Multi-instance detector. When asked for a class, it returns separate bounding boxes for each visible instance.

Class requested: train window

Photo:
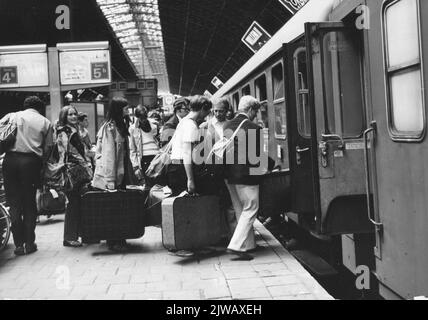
[255,75,267,102]
[383,0,425,139]
[242,85,251,96]
[321,30,365,138]
[294,48,311,138]
[232,92,239,110]
[272,64,284,101]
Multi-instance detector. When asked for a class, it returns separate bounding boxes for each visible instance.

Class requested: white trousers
[225,181,259,252]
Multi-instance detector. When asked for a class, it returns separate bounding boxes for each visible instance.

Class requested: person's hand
[187,179,196,195]
[134,168,143,180]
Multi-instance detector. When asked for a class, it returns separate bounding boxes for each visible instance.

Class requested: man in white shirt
[168,95,212,195]
[1,96,53,256]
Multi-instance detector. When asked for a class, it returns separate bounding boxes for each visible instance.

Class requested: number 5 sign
[91,62,108,80]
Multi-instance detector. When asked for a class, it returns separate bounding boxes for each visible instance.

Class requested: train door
[304,22,373,235]
[285,38,317,224]
[366,0,428,299]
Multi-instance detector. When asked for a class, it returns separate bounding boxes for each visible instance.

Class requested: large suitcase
[80,188,148,241]
[162,194,223,250]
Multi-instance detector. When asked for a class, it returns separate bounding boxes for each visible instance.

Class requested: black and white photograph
[0,0,426,305]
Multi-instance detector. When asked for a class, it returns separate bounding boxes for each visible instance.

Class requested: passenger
[225,108,235,121]
[160,97,190,147]
[224,95,264,261]
[129,105,160,188]
[167,95,212,196]
[1,96,53,256]
[55,106,93,248]
[92,97,137,252]
[77,112,95,169]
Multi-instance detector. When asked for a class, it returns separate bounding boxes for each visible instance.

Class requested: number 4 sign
[0,66,18,84]
[91,62,108,80]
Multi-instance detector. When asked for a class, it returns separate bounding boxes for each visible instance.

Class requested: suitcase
[259,170,291,220]
[80,188,148,241]
[162,194,223,250]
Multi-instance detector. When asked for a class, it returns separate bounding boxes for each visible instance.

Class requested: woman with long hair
[129,105,160,187]
[92,97,137,252]
[55,105,93,247]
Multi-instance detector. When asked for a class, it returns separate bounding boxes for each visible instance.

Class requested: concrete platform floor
[0,215,333,300]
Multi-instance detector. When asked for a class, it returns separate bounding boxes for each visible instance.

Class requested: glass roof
[96,0,169,93]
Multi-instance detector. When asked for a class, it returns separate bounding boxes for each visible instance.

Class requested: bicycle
[0,202,11,251]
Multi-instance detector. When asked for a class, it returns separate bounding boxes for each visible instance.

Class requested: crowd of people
[0,93,270,260]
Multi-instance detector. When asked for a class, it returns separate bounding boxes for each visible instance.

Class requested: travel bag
[162,194,223,250]
[80,188,148,241]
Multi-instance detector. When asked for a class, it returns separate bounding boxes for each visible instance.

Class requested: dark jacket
[223,113,265,185]
[160,114,179,146]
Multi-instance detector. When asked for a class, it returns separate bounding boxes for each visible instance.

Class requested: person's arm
[42,123,54,163]
[183,141,195,194]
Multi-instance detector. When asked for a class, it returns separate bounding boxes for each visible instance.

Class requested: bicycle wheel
[0,203,11,251]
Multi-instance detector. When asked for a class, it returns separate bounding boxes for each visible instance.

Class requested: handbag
[36,187,67,215]
[145,137,173,180]
[208,119,248,162]
[0,113,17,155]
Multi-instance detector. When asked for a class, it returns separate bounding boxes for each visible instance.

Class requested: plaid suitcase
[80,189,148,241]
[162,194,223,250]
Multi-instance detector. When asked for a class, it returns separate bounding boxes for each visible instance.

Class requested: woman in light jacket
[129,105,160,188]
[92,97,137,252]
[55,106,93,247]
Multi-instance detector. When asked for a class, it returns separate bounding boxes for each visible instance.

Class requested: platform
[0,216,333,300]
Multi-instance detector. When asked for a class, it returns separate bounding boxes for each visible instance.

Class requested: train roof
[212,0,336,99]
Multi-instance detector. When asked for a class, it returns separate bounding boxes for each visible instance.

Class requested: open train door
[304,22,373,235]
[365,0,428,299]
[284,38,318,230]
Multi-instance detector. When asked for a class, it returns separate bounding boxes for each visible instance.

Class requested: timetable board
[59,49,111,86]
[0,52,49,88]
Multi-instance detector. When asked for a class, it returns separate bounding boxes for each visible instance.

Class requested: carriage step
[291,249,338,277]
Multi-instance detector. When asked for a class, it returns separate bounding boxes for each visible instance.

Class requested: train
[212,0,428,300]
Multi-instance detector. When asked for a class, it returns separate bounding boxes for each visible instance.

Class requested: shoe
[63,240,83,248]
[25,243,38,255]
[227,248,253,261]
[174,250,195,257]
[108,244,128,253]
[14,246,25,256]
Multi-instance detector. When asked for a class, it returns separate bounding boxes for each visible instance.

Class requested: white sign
[0,52,48,88]
[241,21,271,53]
[211,76,224,89]
[59,49,111,85]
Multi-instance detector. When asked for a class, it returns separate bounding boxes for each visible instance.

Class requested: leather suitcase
[259,170,291,219]
[162,194,223,250]
[80,188,148,241]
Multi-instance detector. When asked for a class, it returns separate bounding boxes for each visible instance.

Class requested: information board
[59,49,111,85]
[241,21,271,54]
[0,52,48,88]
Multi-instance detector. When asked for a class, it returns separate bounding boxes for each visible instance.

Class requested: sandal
[63,240,82,247]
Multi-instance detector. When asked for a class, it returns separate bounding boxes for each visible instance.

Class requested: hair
[106,96,129,137]
[189,95,212,112]
[214,98,230,111]
[238,95,260,112]
[58,105,78,127]
[77,112,88,122]
[23,96,45,112]
[135,105,152,133]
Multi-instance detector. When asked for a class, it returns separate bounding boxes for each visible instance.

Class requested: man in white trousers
[223,95,266,260]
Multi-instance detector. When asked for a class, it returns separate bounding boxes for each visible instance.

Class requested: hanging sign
[211,76,224,89]
[278,0,309,14]
[58,42,111,86]
[0,44,48,88]
[241,21,271,53]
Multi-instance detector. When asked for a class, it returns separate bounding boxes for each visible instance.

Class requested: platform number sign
[0,66,18,84]
[91,62,108,80]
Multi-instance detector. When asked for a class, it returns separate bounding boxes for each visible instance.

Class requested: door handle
[363,121,383,231]
[296,146,309,153]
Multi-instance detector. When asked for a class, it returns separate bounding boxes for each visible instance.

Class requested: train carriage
[213,0,428,299]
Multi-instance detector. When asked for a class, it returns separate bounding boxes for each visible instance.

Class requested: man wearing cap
[160,97,190,147]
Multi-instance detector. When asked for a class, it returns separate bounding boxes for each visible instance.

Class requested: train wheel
[0,204,11,251]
